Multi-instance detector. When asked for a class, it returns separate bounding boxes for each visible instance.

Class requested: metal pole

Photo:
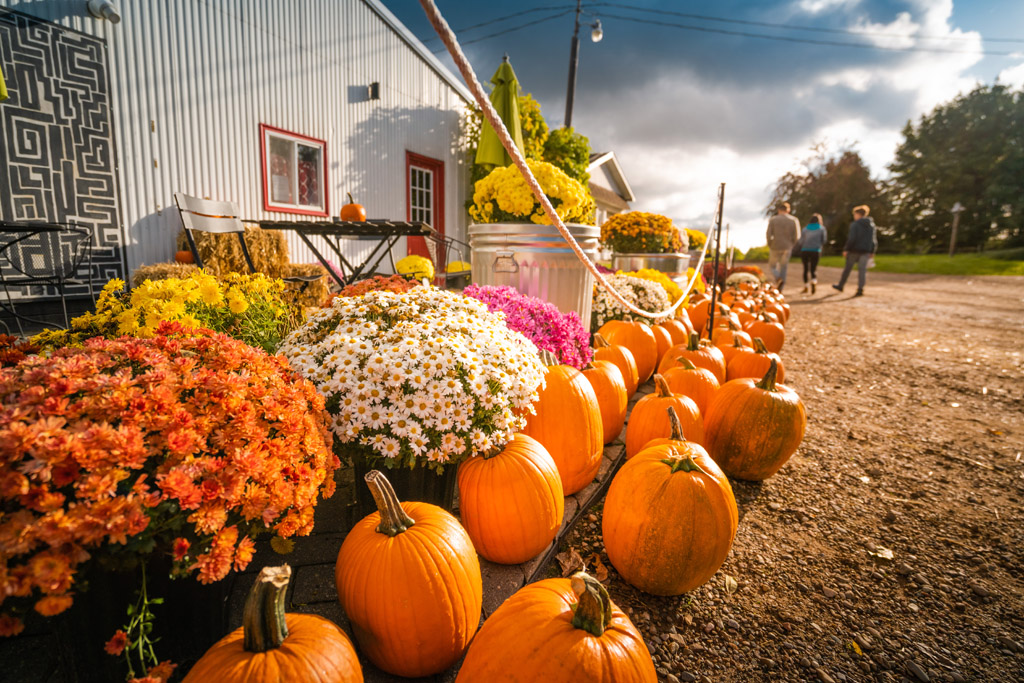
[564,0,582,128]
[948,203,963,257]
[705,183,726,338]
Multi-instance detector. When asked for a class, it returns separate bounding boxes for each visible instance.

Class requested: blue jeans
[838,252,871,291]
[768,249,791,284]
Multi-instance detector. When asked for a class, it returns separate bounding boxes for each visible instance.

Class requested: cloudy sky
[383,0,1024,249]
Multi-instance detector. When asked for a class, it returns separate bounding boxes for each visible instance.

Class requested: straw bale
[131,262,200,288]
[177,227,289,278]
[281,263,331,308]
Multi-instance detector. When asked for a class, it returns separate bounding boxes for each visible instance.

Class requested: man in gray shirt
[766,202,800,291]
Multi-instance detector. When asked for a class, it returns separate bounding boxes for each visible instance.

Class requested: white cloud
[795,0,861,15]
[998,62,1024,89]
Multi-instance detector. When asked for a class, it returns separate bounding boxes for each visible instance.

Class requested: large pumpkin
[744,314,785,353]
[593,333,639,398]
[603,412,737,595]
[625,374,703,458]
[583,360,629,444]
[523,364,603,494]
[458,434,563,565]
[661,357,720,417]
[704,360,806,481]
[335,471,482,677]
[727,337,786,383]
[657,331,726,384]
[455,572,657,682]
[598,319,658,383]
[185,565,362,682]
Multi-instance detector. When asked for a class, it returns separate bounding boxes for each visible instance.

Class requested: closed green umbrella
[475,56,525,168]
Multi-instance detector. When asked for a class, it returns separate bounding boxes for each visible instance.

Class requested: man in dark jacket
[832,205,877,296]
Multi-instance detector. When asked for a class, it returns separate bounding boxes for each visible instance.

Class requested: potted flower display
[278,286,545,517]
[0,324,337,679]
[591,273,673,332]
[466,159,600,331]
[602,211,690,278]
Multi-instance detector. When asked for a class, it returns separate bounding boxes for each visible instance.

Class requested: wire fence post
[705,183,726,338]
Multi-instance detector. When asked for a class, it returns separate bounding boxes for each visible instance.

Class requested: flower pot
[611,252,692,279]
[352,455,459,520]
[468,222,600,332]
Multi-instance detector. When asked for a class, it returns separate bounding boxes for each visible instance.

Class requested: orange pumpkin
[727,337,785,383]
[651,323,672,366]
[598,319,658,384]
[603,411,737,595]
[625,374,704,458]
[522,364,603,494]
[719,335,754,366]
[455,572,656,682]
[335,471,481,677]
[711,322,752,349]
[658,332,726,384]
[458,434,564,565]
[340,192,367,221]
[704,360,806,481]
[174,249,195,264]
[744,314,785,353]
[661,357,720,416]
[583,360,629,444]
[593,333,640,398]
[659,318,691,346]
[186,565,362,682]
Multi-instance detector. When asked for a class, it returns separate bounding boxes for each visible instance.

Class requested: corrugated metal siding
[0,0,470,275]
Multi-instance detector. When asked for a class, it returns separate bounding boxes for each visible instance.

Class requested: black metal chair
[0,221,95,335]
[173,193,324,287]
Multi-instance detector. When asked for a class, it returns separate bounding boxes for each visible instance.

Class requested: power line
[588,2,1024,45]
[431,10,574,53]
[593,11,1016,57]
[422,5,572,43]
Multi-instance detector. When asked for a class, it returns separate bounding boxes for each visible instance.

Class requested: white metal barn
[0,0,472,304]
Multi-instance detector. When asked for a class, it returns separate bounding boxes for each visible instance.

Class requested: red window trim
[405,151,445,267]
[259,123,329,217]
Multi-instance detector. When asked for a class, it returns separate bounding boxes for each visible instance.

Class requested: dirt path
[564,266,1024,682]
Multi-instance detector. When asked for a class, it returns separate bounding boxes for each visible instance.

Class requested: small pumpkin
[603,409,737,595]
[598,318,658,384]
[719,335,754,366]
[661,357,720,417]
[657,331,726,384]
[651,323,673,366]
[335,471,482,677]
[704,359,806,481]
[455,572,657,682]
[744,313,785,353]
[625,374,704,458]
[340,192,367,221]
[593,333,639,398]
[686,300,729,338]
[458,434,564,565]
[727,337,786,383]
[174,249,195,264]
[711,321,752,349]
[185,565,363,682]
[658,318,691,346]
[522,363,603,495]
[583,360,629,444]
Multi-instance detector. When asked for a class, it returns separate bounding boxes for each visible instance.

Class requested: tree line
[765,84,1024,254]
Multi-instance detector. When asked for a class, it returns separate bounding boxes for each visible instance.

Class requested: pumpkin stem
[366,470,415,537]
[674,357,698,371]
[592,333,611,350]
[732,336,745,349]
[623,314,634,323]
[538,348,560,367]
[666,407,685,441]
[346,191,355,204]
[753,337,769,354]
[687,331,700,351]
[242,565,291,653]
[653,374,672,397]
[756,358,779,392]
[570,572,613,636]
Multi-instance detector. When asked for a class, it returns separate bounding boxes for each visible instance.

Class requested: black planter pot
[53,556,233,682]
[352,456,458,521]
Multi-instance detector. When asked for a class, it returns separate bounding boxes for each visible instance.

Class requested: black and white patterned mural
[0,8,124,298]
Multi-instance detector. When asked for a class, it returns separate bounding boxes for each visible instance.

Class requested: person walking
[832,205,877,297]
[766,202,800,291]
[798,213,827,294]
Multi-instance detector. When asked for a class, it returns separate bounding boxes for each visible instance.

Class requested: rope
[418,0,716,320]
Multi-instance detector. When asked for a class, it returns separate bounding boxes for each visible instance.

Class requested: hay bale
[177,227,289,278]
[131,262,200,288]
[281,263,331,308]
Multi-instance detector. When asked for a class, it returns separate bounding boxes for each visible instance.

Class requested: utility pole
[564,0,582,129]
[949,202,964,257]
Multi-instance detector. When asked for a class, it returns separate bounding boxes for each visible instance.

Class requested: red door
[405,152,445,272]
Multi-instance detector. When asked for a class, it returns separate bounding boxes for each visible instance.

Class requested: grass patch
[815,251,1024,276]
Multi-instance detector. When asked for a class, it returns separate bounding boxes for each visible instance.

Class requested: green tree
[888,85,1024,251]
[766,144,889,253]
[542,127,591,185]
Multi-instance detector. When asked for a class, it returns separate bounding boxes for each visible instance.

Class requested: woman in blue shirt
[799,213,827,294]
